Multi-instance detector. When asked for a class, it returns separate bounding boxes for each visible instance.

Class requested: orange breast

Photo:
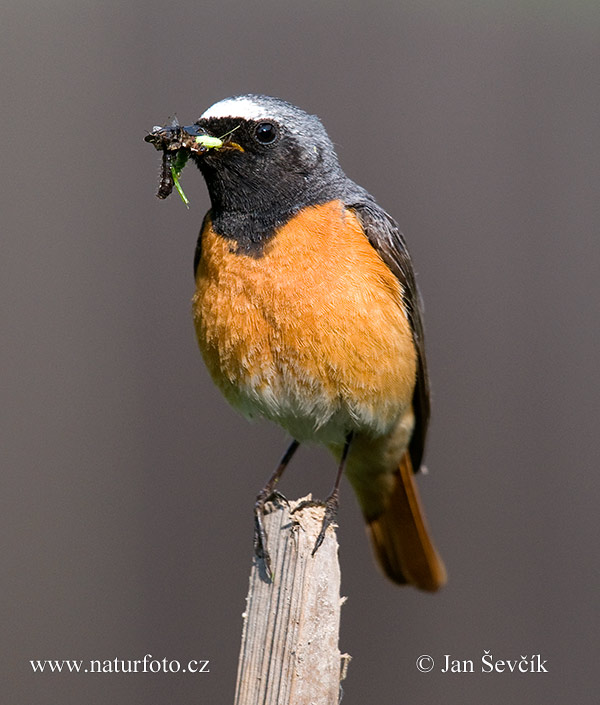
[192,200,417,443]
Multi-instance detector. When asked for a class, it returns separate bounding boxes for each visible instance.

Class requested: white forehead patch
[201,97,272,121]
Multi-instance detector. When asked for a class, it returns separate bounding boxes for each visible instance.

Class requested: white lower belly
[218,366,405,446]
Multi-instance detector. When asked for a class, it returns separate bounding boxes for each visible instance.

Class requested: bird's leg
[293,432,353,555]
[254,439,300,578]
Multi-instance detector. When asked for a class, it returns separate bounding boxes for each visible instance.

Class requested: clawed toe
[291,492,339,556]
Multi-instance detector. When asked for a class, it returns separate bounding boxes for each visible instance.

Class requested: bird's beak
[145,120,245,206]
[145,120,245,157]
[145,123,224,155]
[181,124,244,153]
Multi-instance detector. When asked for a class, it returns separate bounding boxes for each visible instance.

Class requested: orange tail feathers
[367,453,447,591]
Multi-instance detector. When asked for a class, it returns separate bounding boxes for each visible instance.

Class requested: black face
[193,116,325,185]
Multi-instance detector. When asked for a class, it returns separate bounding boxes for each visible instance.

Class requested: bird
[147,94,447,591]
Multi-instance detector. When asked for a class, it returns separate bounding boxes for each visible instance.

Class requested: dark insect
[145,118,182,200]
[145,118,236,204]
[157,149,174,199]
[145,118,200,202]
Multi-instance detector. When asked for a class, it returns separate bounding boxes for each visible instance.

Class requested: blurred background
[2,1,599,703]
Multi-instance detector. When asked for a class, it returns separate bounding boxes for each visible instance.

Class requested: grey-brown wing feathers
[349,201,430,472]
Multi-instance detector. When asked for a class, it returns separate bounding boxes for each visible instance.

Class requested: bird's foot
[292,490,339,556]
[253,490,289,580]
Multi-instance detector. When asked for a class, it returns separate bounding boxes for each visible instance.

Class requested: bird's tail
[367,452,447,591]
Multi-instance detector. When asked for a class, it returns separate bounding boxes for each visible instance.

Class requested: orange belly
[192,200,417,444]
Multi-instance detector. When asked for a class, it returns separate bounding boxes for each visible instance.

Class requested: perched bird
[150,94,446,591]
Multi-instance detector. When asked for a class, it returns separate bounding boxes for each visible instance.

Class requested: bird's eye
[255,122,278,145]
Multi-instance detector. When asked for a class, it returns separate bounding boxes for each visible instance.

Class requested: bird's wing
[194,211,211,277]
[348,200,430,472]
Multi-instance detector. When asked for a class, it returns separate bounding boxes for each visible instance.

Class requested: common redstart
[146,95,446,591]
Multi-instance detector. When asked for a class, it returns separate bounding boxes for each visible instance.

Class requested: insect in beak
[145,122,243,205]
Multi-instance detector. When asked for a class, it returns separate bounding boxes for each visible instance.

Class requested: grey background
[2,1,599,703]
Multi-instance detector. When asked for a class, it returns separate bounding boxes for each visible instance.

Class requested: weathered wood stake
[234,496,350,705]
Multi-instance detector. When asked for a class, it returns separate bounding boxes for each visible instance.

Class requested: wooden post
[234,496,350,705]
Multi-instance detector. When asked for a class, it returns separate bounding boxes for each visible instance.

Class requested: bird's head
[146,95,346,215]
